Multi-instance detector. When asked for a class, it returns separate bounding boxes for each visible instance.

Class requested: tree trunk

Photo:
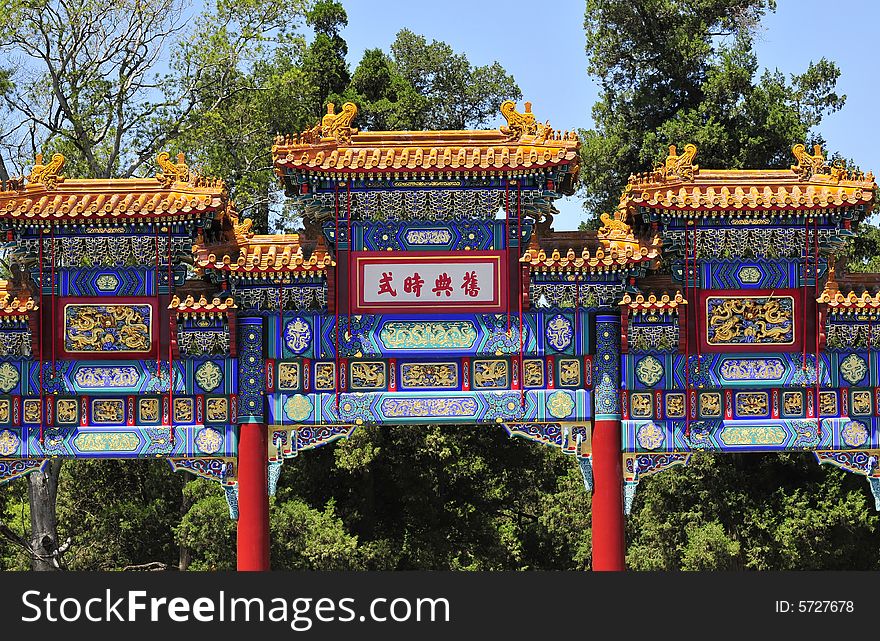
[27,459,63,571]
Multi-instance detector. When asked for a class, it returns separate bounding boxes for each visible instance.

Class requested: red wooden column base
[592,416,625,571]
[237,422,270,571]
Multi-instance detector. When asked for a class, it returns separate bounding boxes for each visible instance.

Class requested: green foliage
[0,478,30,570]
[56,461,185,570]
[175,479,237,571]
[168,0,312,231]
[627,454,880,570]
[270,497,360,570]
[842,216,880,273]
[345,29,522,131]
[302,0,350,114]
[280,425,583,570]
[579,0,845,221]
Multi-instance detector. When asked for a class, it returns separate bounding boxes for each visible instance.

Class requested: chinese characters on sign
[351,252,506,313]
[378,270,480,299]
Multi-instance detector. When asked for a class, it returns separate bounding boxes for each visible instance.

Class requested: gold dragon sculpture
[321,102,359,144]
[790,143,827,180]
[660,144,698,181]
[27,153,66,189]
[156,152,190,186]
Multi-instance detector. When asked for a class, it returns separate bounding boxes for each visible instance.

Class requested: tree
[301,0,350,114]
[579,0,845,221]
[0,67,13,181]
[0,0,306,180]
[627,454,880,570]
[0,0,311,570]
[169,0,313,230]
[347,48,426,131]
[274,424,586,570]
[345,29,522,131]
[0,0,189,177]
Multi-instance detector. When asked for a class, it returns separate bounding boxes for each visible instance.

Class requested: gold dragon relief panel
[56,399,78,424]
[706,295,794,346]
[206,397,229,422]
[523,360,544,388]
[174,398,194,423]
[472,360,509,389]
[630,393,654,419]
[699,392,722,418]
[557,359,581,387]
[781,391,804,417]
[665,393,685,418]
[819,391,838,416]
[735,392,770,417]
[400,362,458,389]
[314,363,336,391]
[139,398,161,423]
[64,303,153,353]
[850,390,874,416]
[277,363,300,391]
[350,362,387,390]
[22,399,41,423]
[91,399,125,424]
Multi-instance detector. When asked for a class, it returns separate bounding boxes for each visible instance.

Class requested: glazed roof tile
[272,101,580,187]
[620,291,687,311]
[169,295,237,313]
[193,234,335,274]
[816,271,880,311]
[625,144,876,213]
[0,153,228,222]
[0,294,38,315]
[818,287,880,310]
[520,240,660,273]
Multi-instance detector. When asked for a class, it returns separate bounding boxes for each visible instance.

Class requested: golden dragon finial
[27,153,66,189]
[234,218,254,243]
[500,100,539,139]
[598,193,637,244]
[321,102,358,144]
[660,144,698,181]
[156,152,190,186]
[791,143,827,180]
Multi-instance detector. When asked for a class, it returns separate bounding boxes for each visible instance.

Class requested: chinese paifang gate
[0,100,877,571]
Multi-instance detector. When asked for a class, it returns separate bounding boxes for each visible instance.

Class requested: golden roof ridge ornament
[791,143,827,180]
[321,102,358,144]
[234,217,254,243]
[598,189,646,251]
[156,151,190,186]
[27,153,65,189]
[659,144,698,181]
[500,100,540,140]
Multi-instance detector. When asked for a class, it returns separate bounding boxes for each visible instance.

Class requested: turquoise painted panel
[622,417,873,453]
[267,389,592,425]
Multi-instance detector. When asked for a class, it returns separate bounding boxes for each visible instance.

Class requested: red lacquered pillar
[237,421,270,571]
[236,316,270,571]
[592,314,625,571]
[592,417,624,570]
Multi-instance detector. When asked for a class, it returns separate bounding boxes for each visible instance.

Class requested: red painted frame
[56,297,160,360]
[350,251,508,314]
[699,288,803,353]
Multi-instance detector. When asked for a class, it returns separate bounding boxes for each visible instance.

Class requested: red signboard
[350,251,508,314]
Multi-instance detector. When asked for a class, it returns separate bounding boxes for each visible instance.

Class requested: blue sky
[339,0,878,230]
